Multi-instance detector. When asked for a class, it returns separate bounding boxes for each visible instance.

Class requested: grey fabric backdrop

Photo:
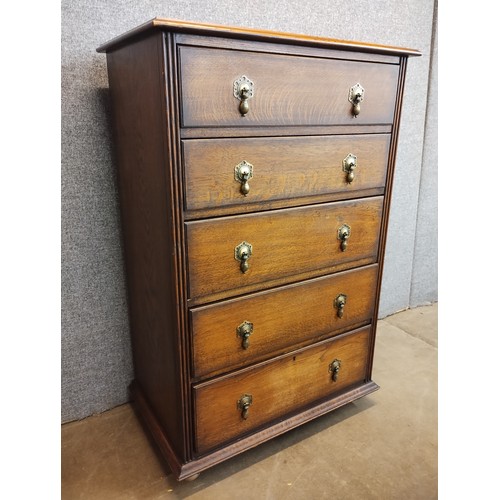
[61,0,438,423]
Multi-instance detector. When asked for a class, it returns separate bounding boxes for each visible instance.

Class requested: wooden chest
[97,18,419,480]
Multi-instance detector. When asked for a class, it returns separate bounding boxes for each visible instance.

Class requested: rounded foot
[185,473,200,481]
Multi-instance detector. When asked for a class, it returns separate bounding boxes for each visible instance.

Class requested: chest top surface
[97,17,421,56]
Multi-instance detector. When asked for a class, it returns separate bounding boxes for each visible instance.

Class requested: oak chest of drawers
[98,19,419,480]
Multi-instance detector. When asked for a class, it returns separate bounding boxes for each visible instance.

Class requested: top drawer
[179,45,399,128]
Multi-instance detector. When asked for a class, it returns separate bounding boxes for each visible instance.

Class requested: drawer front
[179,46,399,127]
[194,326,371,454]
[183,134,390,211]
[191,264,378,379]
[186,196,383,301]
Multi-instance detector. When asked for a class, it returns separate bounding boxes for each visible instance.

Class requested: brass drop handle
[343,153,357,183]
[237,321,253,350]
[329,359,342,382]
[348,83,365,117]
[235,241,253,273]
[239,85,251,115]
[234,75,254,116]
[235,160,254,196]
[334,294,347,318]
[237,394,253,420]
[337,224,351,252]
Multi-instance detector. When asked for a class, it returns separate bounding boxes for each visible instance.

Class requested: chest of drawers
[97,18,419,480]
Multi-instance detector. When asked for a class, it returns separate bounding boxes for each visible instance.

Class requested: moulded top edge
[96,17,422,57]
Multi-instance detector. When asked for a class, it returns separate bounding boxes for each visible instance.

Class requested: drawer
[186,196,383,302]
[179,45,399,127]
[191,264,378,379]
[183,134,390,212]
[194,326,371,454]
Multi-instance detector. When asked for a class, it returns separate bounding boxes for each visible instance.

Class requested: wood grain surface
[183,134,390,211]
[193,326,371,453]
[106,33,186,458]
[98,18,421,56]
[191,264,378,379]
[98,19,415,479]
[186,196,383,301]
[179,45,399,127]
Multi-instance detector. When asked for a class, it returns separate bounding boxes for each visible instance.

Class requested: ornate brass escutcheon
[235,241,253,273]
[233,75,254,116]
[348,83,364,117]
[235,160,254,196]
[334,293,347,318]
[237,321,254,350]
[343,153,357,183]
[329,359,342,382]
[237,394,253,419]
[337,224,351,252]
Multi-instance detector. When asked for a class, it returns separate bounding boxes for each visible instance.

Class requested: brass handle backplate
[235,241,253,273]
[234,75,254,116]
[337,224,351,252]
[329,359,342,382]
[237,321,253,350]
[235,160,254,196]
[334,293,347,318]
[343,153,357,183]
[237,394,253,420]
[348,83,364,117]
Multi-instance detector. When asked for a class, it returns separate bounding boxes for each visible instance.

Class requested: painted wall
[62,0,438,422]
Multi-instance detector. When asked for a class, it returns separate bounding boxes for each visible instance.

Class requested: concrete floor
[62,303,437,499]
